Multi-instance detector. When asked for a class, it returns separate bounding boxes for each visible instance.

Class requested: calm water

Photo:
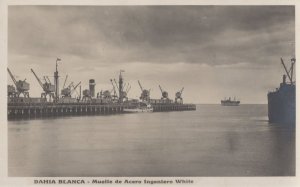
[8,104,295,177]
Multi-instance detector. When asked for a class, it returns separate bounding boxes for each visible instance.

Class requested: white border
[0,0,299,186]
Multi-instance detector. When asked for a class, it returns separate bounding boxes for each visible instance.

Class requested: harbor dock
[8,103,196,119]
[7,60,196,120]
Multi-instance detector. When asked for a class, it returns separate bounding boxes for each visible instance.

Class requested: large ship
[221,97,240,106]
[268,58,295,125]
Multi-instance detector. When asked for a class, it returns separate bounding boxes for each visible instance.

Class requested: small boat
[123,102,154,113]
[221,97,240,106]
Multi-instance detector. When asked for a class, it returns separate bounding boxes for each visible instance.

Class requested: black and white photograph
[1,0,298,186]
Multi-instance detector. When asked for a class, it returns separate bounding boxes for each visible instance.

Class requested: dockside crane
[82,89,91,102]
[31,68,55,101]
[106,90,113,99]
[70,82,81,96]
[159,85,169,100]
[61,80,81,98]
[72,82,82,101]
[44,76,52,85]
[175,87,184,104]
[61,81,74,97]
[7,68,30,98]
[62,75,68,89]
[138,80,150,102]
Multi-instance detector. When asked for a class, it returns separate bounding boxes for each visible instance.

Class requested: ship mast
[118,70,125,103]
[54,58,61,101]
[290,58,295,84]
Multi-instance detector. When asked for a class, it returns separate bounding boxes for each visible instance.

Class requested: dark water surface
[8,104,295,176]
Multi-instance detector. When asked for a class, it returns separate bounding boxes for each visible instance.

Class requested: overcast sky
[8,6,295,103]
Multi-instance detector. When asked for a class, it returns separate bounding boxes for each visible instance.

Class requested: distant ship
[221,97,240,106]
[123,102,154,113]
[268,58,295,125]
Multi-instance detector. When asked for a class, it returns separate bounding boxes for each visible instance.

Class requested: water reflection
[8,105,295,176]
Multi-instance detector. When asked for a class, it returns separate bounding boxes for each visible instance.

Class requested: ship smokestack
[89,79,95,98]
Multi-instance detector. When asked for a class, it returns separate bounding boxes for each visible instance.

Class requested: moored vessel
[123,102,154,113]
[268,57,295,125]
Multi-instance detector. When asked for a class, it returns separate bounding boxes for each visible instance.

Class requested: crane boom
[110,79,118,97]
[46,76,51,84]
[43,76,48,83]
[7,68,17,85]
[138,80,143,91]
[159,85,163,94]
[66,82,74,89]
[180,87,184,94]
[63,75,68,89]
[67,82,74,89]
[71,81,81,95]
[31,68,44,89]
[281,58,292,83]
[113,79,119,90]
[73,82,81,90]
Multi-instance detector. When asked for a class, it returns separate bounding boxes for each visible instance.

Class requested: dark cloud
[7,6,295,103]
[8,6,294,65]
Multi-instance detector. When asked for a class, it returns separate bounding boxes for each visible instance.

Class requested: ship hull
[268,85,295,125]
[221,101,240,106]
[123,108,153,113]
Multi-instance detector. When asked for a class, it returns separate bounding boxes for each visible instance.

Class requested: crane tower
[31,68,55,101]
[175,87,184,104]
[138,80,150,102]
[7,68,30,98]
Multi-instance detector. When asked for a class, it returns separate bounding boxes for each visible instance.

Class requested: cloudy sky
[8,6,295,103]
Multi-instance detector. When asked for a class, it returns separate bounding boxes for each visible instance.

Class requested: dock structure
[8,102,196,119]
[8,103,124,119]
[7,61,197,120]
